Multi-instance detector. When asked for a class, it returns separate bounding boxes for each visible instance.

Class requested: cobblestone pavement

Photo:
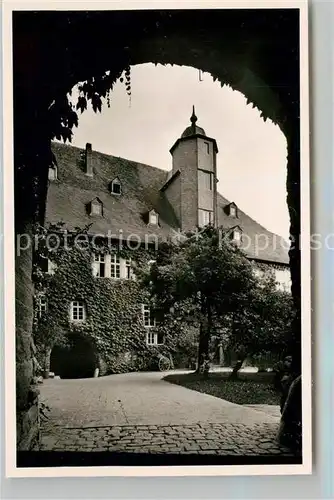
[41,422,293,456]
[39,371,295,457]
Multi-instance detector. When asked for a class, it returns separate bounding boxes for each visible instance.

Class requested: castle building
[36,108,291,378]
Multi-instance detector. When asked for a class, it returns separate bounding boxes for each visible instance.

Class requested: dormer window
[48,165,57,181]
[89,198,103,216]
[232,227,242,244]
[229,203,237,217]
[110,177,122,195]
[149,210,158,225]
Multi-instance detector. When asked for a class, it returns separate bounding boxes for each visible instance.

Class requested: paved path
[40,371,294,456]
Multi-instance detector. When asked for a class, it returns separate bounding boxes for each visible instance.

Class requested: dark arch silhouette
[50,334,97,379]
[13,8,302,449]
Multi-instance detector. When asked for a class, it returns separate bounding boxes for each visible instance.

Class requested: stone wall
[15,227,40,450]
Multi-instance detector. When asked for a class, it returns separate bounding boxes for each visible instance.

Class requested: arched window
[110,177,122,195]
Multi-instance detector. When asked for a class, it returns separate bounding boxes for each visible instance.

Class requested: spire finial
[190,105,198,126]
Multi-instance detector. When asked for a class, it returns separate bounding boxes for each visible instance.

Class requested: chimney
[85,143,93,176]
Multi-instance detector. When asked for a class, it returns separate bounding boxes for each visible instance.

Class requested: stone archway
[50,335,98,379]
[12,9,301,449]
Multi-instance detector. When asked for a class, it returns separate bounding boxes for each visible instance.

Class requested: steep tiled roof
[217,194,289,264]
[47,142,289,265]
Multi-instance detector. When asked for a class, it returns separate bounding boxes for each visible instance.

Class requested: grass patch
[164,371,280,405]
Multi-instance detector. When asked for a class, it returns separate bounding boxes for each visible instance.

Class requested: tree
[226,273,295,378]
[142,226,259,372]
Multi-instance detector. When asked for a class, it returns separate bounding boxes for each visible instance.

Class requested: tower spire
[190,105,198,129]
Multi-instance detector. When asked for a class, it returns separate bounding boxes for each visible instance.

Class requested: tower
[164,106,218,232]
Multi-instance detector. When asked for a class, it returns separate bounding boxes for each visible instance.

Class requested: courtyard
[38,371,296,460]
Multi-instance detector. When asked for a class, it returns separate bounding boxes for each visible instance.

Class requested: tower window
[198,209,214,227]
[204,142,210,154]
[70,301,86,322]
[198,170,213,190]
[110,177,122,195]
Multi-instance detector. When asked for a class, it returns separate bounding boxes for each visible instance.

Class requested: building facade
[34,109,291,377]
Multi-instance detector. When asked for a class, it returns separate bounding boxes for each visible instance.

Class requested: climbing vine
[33,223,198,376]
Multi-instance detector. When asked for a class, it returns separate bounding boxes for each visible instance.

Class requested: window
[93,253,106,277]
[48,166,57,180]
[149,210,158,225]
[40,256,57,275]
[110,177,122,195]
[198,209,214,227]
[111,254,121,279]
[142,304,156,328]
[204,141,210,154]
[198,170,213,190]
[125,258,133,280]
[232,229,242,243]
[230,205,236,217]
[37,294,47,318]
[71,301,86,322]
[146,331,164,345]
[91,200,103,216]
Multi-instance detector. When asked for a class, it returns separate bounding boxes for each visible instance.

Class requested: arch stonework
[12,10,301,449]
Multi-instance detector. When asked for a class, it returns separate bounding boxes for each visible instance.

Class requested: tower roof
[181,105,206,138]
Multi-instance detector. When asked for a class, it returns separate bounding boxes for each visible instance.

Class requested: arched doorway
[50,334,97,379]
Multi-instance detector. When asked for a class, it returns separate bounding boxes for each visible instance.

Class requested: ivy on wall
[33,223,198,376]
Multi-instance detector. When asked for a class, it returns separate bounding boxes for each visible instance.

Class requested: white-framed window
[93,253,106,277]
[70,301,86,322]
[37,294,47,318]
[110,177,122,195]
[149,210,158,225]
[198,209,214,227]
[111,254,121,279]
[48,166,57,181]
[204,141,210,154]
[91,253,135,279]
[142,304,156,328]
[91,199,103,216]
[146,331,164,346]
[198,170,213,191]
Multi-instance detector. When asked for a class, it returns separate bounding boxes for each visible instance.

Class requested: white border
[3,0,311,478]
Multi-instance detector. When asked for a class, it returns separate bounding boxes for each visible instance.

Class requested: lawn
[164,371,280,405]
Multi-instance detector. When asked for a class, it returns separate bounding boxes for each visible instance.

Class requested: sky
[69,63,289,240]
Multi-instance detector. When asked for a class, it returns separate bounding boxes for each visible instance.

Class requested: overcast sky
[70,63,289,240]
